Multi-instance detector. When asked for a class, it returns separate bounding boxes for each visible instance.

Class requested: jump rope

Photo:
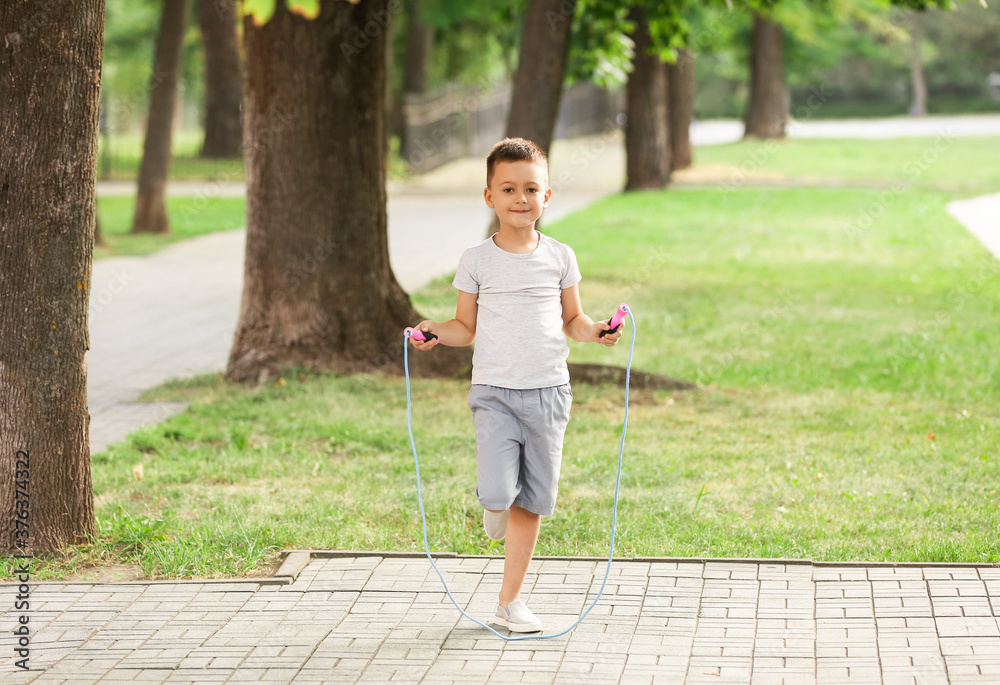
[402,304,635,641]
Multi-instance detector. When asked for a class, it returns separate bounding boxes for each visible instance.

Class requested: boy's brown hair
[486,137,548,187]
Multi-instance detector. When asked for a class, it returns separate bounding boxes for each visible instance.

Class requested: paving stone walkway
[3,553,1000,684]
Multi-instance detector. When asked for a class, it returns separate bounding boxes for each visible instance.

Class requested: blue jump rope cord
[403,306,635,642]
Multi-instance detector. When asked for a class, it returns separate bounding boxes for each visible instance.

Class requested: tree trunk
[505,0,575,156]
[667,47,694,171]
[399,0,433,162]
[908,13,927,116]
[0,0,102,553]
[227,0,467,386]
[132,0,190,234]
[743,11,788,140]
[625,8,669,191]
[486,0,575,235]
[196,0,243,158]
[403,0,432,95]
[386,4,403,144]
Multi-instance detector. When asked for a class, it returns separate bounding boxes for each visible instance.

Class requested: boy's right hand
[409,320,439,351]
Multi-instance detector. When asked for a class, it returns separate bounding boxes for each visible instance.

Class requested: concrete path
[3,553,1000,683]
[946,193,1000,261]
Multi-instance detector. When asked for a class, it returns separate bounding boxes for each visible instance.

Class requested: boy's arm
[561,285,622,346]
[410,290,478,350]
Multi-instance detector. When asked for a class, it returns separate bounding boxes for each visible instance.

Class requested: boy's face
[484,160,551,230]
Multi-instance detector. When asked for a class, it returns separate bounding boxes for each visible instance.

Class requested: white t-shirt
[452,232,582,389]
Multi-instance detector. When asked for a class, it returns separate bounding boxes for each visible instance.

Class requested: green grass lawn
[691,136,1000,194]
[12,137,999,581]
[95,195,246,260]
[97,130,409,182]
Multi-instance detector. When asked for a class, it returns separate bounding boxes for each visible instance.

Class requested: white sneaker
[493,600,543,633]
[483,508,509,541]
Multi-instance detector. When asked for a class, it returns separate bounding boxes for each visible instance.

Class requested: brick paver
[3,554,999,683]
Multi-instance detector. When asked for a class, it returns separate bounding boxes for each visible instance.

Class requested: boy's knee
[511,505,541,519]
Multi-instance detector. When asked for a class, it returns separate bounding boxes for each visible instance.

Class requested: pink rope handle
[599,303,630,338]
[404,327,438,344]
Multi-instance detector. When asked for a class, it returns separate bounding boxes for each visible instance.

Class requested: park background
[3,0,1000,582]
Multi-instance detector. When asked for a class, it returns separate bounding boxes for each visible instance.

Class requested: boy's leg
[495,385,571,618]
[498,505,541,606]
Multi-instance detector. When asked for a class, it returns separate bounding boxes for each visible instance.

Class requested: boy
[409,137,622,633]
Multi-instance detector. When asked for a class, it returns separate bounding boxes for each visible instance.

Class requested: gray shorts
[468,383,573,516]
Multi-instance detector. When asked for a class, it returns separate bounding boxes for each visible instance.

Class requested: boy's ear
[484,186,495,208]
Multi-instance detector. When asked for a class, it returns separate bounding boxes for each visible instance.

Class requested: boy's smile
[485,160,551,232]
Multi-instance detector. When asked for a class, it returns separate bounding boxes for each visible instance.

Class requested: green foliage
[102,0,160,113]
[690,0,999,117]
[420,0,523,86]
[103,0,205,133]
[568,0,633,85]
[243,0,277,24]
[643,0,693,59]
[243,0,323,25]
[568,0,692,87]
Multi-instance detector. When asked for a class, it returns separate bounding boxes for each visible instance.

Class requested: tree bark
[132,0,190,234]
[667,47,694,171]
[505,0,576,156]
[227,0,467,386]
[403,0,432,95]
[196,0,243,157]
[625,8,670,191]
[0,0,102,553]
[743,11,788,140]
[399,0,433,162]
[908,13,927,116]
[386,4,403,144]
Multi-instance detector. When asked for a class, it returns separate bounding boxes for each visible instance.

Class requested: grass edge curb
[2,550,997,588]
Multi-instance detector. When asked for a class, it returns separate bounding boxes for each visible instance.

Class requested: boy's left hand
[595,321,623,347]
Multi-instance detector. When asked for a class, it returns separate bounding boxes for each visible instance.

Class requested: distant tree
[667,47,694,170]
[1,0,103,553]
[505,0,577,157]
[740,0,959,138]
[625,6,670,190]
[743,9,788,139]
[403,0,433,94]
[399,0,434,163]
[196,0,243,157]
[905,11,927,115]
[132,0,191,234]
[483,0,577,235]
[570,0,694,189]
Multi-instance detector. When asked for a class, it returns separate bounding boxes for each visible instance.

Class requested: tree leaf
[289,0,322,19]
[244,0,276,26]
